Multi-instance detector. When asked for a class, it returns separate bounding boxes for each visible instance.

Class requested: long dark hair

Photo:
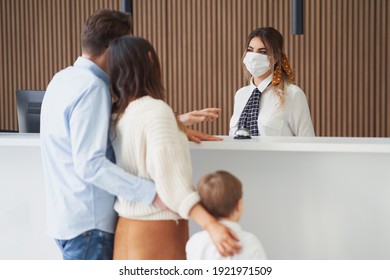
[108,36,165,124]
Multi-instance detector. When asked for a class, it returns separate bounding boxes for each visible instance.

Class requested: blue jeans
[55,229,114,260]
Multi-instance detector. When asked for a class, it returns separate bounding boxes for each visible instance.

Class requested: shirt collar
[219,220,242,233]
[250,73,273,92]
[74,56,110,86]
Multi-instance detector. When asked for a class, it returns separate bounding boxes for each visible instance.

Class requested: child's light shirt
[186,220,267,260]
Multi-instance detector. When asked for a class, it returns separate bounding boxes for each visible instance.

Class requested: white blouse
[229,74,315,137]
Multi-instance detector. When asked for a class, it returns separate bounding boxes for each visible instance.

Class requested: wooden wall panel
[1,0,389,137]
[133,0,390,137]
[0,0,120,131]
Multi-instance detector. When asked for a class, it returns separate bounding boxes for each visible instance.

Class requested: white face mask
[243,52,271,77]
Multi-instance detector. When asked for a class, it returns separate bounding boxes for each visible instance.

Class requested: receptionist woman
[229,27,315,137]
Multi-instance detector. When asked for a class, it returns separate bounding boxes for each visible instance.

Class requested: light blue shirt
[40,57,156,240]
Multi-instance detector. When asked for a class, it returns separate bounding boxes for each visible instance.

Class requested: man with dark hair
[41,9,223,260]
[186,171,267,260]
[41,9,156,260]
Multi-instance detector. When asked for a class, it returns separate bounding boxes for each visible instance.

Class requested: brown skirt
[113,217,189,260]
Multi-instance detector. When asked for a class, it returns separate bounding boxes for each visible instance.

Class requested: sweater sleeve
[144,100,200,219]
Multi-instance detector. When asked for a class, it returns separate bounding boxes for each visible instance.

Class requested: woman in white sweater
[107,36,239,259]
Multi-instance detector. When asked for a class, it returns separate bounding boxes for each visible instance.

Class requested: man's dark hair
[81,9,133,57]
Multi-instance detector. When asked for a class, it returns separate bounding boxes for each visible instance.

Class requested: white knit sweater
[112,96,200,220]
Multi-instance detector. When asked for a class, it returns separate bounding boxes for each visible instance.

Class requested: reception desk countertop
[190,135,390,153]
[0,133,40,146]
[2,133,390,153]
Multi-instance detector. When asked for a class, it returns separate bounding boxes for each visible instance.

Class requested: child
[186,171,267,260]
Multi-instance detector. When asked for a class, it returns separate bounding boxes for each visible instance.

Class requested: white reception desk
[1,133,390,259]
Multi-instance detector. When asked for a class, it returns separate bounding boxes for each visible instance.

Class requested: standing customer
[108,36,240,259]
[40,9,158,260]
[229,27,315,137]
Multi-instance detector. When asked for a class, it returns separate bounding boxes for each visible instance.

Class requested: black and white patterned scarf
[237,88,262,136]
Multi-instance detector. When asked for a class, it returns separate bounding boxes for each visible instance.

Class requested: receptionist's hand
[178,108,221,126]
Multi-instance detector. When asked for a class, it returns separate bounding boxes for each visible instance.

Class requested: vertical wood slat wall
[1,0,389,137]
[133,0,390,137]
[0,0,121,131]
